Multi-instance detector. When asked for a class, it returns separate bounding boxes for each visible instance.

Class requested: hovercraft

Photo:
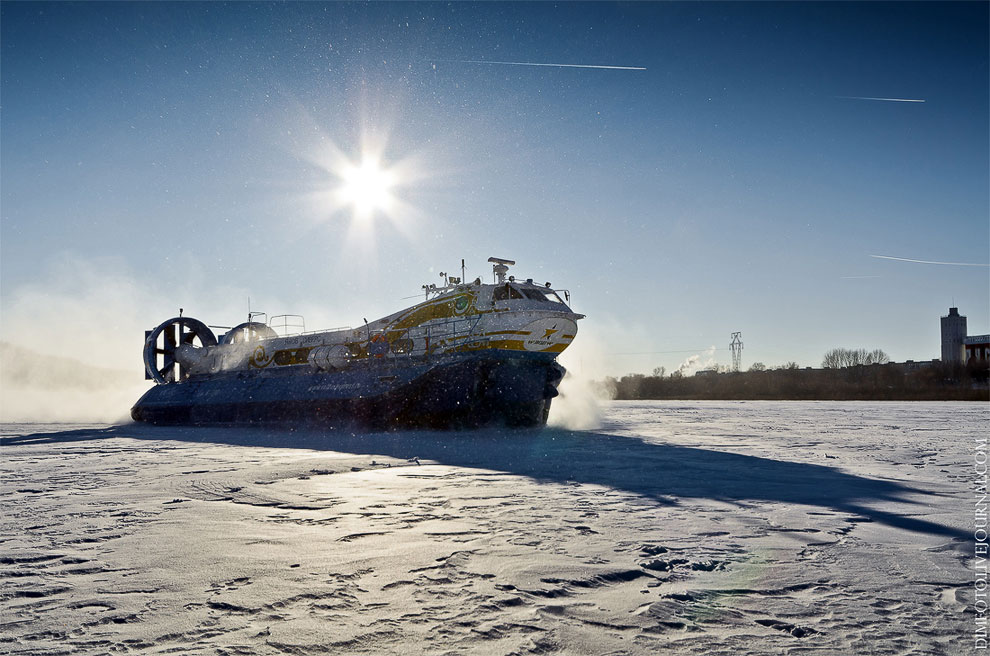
[131,258,583,429]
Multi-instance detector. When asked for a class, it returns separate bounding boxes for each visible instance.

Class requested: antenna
[730,332,743,372]
[488,256,515,284]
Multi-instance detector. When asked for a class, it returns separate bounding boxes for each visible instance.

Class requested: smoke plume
[676,346,717,377]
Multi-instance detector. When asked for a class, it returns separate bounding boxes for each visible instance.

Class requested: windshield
[520,287,567,305]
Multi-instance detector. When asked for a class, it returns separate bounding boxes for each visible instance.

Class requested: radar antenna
[488,256,515,284]
[730,332,743,372]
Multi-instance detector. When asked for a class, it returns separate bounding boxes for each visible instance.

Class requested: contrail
[870,254,989,267]
[836,96,926,103]
[841,275,882,279]
[454,59,646,71]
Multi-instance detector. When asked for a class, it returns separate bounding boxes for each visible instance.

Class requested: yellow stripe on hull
[447,339,572,355]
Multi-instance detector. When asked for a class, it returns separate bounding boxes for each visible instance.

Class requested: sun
[301,134,424,248]
[337,156,396,219]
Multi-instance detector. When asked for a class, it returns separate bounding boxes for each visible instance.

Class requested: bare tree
[866,349,890,365]
[652,366,666,378]
[748,362,766,372]
[823,348,849,368]
[823,347,890,368]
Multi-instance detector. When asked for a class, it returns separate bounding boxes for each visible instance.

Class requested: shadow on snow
[2,423,968,540]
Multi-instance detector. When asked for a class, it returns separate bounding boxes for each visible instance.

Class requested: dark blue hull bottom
[131,353,565,430]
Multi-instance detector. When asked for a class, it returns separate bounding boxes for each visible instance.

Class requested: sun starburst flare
[336,156,397,220]
[295,134,428,255]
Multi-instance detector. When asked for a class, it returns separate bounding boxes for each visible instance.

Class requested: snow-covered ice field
[1,401,984,655]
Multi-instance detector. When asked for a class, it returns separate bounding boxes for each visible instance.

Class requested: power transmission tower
[730,332,743,372]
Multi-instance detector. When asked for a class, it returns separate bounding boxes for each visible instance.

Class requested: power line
[607,348,731,356]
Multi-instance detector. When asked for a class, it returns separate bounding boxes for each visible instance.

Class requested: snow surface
[0,401,983,655]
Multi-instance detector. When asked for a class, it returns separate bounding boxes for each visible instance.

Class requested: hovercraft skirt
[131,353,565,429]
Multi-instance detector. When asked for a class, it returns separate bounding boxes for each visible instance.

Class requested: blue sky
[2,2,987,377]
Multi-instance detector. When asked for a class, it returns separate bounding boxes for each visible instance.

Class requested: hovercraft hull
[131,351,565,429]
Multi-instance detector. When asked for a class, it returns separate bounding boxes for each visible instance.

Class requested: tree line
[602,349,988,402]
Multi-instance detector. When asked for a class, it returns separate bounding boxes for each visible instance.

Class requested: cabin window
[493,284,524,301]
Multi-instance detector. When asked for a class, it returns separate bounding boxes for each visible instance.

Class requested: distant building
[894,359,939,372]
[966,335,990,364]
[941,307,968,364]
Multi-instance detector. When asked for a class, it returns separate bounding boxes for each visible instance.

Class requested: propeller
[144,316,218,384]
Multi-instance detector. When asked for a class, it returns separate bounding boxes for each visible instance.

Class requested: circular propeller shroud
[144,317,218,385]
